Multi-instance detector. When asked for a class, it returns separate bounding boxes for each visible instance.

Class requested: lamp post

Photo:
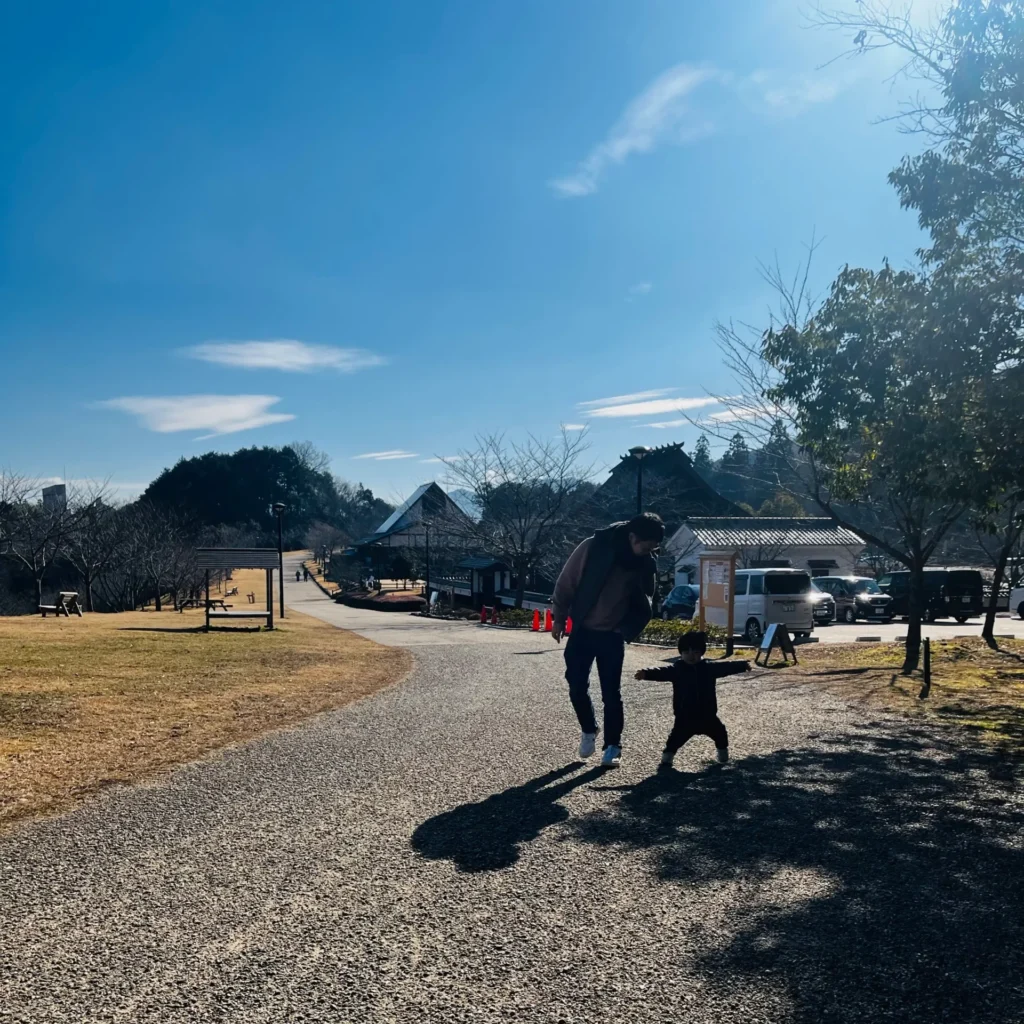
[272,502,286,618]
[628,446,651,515]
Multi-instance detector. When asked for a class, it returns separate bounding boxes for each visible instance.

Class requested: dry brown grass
[789,638,1024,748]
[0,569,410,833]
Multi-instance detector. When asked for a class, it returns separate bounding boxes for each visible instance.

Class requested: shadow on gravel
[412,762,606,872]
[569,731,1024,1023]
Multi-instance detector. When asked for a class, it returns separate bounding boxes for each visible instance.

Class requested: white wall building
[666,517,865,585]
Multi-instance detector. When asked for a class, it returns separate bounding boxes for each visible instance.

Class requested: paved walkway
[1,560,1022,1022]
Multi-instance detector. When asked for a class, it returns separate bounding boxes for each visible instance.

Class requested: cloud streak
[551,62,851,196]
[578,389,675,409]
[549,64,717,197]
[584,395,723,419]
[184,340,386,373]
[353,450,419,461]
[97,395,294,438]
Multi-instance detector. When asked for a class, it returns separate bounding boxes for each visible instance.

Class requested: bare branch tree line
[0,474,247,614]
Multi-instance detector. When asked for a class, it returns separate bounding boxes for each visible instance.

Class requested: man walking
[552,513,665,767]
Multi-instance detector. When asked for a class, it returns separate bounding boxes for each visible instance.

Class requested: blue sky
[1,0,941,505]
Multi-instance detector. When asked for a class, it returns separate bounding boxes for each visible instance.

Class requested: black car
[661,584,699,621]
[809,581,836,625]
[877,568,984,623]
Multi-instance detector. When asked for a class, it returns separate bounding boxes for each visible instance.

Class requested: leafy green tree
[764,257,1022,671]
[815,0,1024,264]
[757,492,805,517]
[692,434,713,476]
[720,433,750,474]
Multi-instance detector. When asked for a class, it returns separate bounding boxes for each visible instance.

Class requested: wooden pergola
[196,548,279,630]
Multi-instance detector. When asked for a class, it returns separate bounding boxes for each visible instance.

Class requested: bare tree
[288,440,333,475]
[63,482,121,612]
[439,430,595,607]
[306,520,349,570]
[0,474,77,607]
[974,495,1024,646]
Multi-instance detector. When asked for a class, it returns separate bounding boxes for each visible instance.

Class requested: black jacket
[641,659,750,718]
[568,523,656,642]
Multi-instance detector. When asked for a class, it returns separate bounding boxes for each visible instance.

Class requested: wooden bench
[39,592,83,618]
[206,599,232,611]
[207,610,273,623]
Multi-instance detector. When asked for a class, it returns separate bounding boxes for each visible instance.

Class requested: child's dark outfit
[640,658,750,756]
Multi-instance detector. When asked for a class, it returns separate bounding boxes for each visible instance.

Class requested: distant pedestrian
[634,630,750,768]
[303,566,310,582]
[295,569,301,582]
[552,513,665,768]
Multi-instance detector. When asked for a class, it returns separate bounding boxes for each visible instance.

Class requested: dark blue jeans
[564,627,625,749]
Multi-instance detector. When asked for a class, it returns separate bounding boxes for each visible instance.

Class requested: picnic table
[39,592,83,618]
[206,599,233,612]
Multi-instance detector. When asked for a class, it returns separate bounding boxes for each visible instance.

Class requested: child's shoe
[659,750,675,770]
[578,732,597,758]
[716,747,729,764]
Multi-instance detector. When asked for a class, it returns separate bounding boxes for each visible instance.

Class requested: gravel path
[1,561,1022,1023]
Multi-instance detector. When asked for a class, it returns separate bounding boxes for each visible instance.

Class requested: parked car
[814,576,893,624]
[1011,586,1024,620]
[661,584,699,621]
[809,581,836,625]
[877,568,984,623]
[733,568,815,643]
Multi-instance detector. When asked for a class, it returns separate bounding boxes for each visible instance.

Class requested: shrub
[638,618,728,646]
[497,607,536,627]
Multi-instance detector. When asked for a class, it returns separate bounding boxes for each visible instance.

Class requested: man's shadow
[411,762,606,872]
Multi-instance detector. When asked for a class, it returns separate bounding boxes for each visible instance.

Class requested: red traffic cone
[480,606,488,624]
[544,609,553,632]
[566,616,574,635]
[491,605,499,625]
[531,609,540,632]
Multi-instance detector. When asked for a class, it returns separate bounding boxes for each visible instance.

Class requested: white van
[1011,587,1024,620]
[733,568,815,643]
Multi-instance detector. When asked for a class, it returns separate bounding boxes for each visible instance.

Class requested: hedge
[637,618,728,646]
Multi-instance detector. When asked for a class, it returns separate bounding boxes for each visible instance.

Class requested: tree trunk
[982,540,1012,649]
[83,570,94,613]
[902,560,925,674]
[154,583,162,612]
[515,564,527,609]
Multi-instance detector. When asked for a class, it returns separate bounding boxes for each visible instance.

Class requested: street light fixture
[628,446,652,515]
[272,502,287,619]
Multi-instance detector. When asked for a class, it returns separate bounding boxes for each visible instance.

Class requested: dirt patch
[0,568,410,834]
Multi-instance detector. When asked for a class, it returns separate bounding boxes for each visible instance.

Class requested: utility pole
[272,502,286,618]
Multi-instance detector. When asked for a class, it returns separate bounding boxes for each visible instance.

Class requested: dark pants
[564,627,625,749]
[665,714,728,753]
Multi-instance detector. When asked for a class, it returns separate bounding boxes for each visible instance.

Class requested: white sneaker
[578,732,597,758]
[601,745,622,768]
[716,747,729,764]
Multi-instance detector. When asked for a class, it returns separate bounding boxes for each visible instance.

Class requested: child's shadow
[411,762,605,872]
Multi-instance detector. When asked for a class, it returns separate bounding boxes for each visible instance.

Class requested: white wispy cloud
[550,61,855,196]
[578,389,676,409]
[628,282,653,298]
[646,419,688,429]
[420,455,463,464]
[587,396,723,419]
[354,450,419,461]
[184,340,386,373]
[562,424,587,432]
[549,64,718,197]
[708,405,772,423]
[97,395,294,438]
